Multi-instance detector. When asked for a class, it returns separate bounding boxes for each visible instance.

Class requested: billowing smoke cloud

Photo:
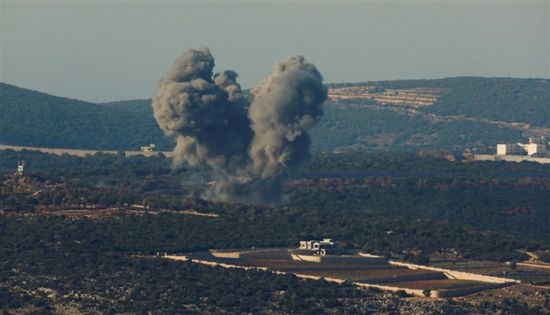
[153,48,326,204]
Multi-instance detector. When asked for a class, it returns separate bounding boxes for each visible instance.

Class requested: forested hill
[312,77,550,152]
[0,83,173,150]
[330,77,550,127]
[1,77,549,152]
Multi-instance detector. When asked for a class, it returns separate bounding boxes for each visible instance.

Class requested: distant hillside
[0,83,173,150]
[1,77,548,152]
[316,77,550,152]
[310,104,524,152]
[330,77,550,127]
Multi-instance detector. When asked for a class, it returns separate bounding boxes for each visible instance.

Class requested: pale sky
[1,0,549,102]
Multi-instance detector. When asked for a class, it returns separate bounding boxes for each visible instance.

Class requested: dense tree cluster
[1,150,548,261]
[0,245,380,314]
[310,104,524,152]
[1,150,548,313]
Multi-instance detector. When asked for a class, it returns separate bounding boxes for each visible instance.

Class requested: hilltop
[1,77,549,152]
[0,83,173,150]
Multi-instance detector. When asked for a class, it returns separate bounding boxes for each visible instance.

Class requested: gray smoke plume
[153,48,326,204]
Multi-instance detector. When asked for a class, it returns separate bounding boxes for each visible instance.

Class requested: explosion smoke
[153,48,326,204]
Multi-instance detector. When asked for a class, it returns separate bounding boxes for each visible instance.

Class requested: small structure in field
[140,144,156,152]
[16,160,25,176]
[299,238,338,256]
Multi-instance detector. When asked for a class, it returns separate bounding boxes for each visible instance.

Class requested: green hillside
[332,77,550,127]
[1,77,548,152]
[310,105,524,152]
[0,83,173,150]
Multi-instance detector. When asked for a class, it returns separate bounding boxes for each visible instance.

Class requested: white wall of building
[497,140,547,157]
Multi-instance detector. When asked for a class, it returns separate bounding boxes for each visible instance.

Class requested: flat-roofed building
[497,144,526,156]
[140,144,156,152]
[519,143,546,156]
[298,238,338,256]
[497,137,547,157]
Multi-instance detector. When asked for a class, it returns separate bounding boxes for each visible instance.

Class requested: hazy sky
[1,0,548,102]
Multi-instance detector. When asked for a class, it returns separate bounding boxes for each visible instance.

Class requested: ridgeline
[2,77,549,152]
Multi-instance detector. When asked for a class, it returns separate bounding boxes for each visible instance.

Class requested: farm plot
[431,260,550,285]
[179,249,516,297]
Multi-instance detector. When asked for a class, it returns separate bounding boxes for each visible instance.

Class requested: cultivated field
[431,259,550,286]
[175,248,518,298]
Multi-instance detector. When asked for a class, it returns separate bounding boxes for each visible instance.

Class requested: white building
[519,143,546,156]
[16,160,24,176]
[140,144,156,152]
[497,137,547,157]
[299,238,337,256]
[497,144,526,156]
